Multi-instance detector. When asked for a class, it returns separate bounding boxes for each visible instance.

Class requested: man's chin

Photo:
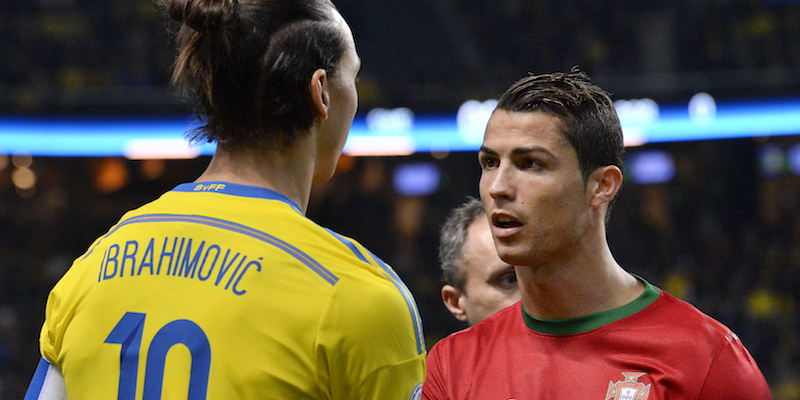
[496,246,528,266]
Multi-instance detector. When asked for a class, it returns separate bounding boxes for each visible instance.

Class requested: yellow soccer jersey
[39,182,426,400]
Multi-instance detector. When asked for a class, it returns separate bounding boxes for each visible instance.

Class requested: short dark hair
[439,197,485,292]
[167,0,348,150]
[496,67,625,183]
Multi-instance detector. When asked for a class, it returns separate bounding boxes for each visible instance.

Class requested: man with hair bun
[24,1,426,399]
[422,69,770,399]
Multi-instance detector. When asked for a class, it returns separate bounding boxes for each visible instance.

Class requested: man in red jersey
[422,68,771,400]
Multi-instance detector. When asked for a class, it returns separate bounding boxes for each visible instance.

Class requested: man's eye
[522,158,541,169]
[480,157,498,169]
[497,272,518,287]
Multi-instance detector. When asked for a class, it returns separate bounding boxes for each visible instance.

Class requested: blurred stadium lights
[627,150,676,184]
[2,95,800,158]
[757,142,800,178]
[393,162,442,196]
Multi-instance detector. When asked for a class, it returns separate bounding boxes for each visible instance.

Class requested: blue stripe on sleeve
[365,249,426,354]
[23,357,51,400]
[325,229,370,264]
[326,230,426,355]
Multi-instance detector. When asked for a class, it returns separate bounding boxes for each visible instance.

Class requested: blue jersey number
[105,312,211,400]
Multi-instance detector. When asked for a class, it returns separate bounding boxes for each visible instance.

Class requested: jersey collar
[171,181,303,214]
[521,275,661,335]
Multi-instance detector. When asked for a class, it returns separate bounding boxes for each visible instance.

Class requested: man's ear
[309,68,330,122]
[442,285,468,322]
[588,165,623,208]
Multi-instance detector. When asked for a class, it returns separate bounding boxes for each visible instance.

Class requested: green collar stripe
[521,275,660,335]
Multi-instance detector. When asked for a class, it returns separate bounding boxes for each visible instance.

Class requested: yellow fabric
[40,182,425,399]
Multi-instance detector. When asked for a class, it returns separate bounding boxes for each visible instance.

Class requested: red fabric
[423,292,771,400]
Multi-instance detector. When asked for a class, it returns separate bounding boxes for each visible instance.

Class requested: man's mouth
[493,215,522,229]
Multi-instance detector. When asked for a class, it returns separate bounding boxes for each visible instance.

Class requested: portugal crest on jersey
[605,372,651,400]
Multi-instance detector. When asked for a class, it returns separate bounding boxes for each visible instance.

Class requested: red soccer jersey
[423,279,771,400]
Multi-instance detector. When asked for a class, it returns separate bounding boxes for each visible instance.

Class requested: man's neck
[195,142,316,214]
[515,247,644,320]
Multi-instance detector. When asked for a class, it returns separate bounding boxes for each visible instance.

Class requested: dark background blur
[3,0,800,398]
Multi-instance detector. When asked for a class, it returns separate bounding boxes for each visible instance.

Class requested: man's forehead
[483,111,572,151]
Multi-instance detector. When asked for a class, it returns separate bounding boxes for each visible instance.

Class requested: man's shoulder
[638,290,739,345]
[433,302,522,350]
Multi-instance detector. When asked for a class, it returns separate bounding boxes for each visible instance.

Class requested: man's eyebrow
[478,146,496,156]
[479,146,554,157]
[511,147,553,157]
[489,265,516,279]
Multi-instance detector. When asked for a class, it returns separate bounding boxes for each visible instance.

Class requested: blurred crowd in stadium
[2,0,800,113]
[3,0,800,398]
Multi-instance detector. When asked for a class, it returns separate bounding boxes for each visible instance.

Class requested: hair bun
[169,0,236,33]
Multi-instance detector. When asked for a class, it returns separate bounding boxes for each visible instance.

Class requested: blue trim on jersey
[23,357,50,400]
[325,229,371,265]
[83,214,338,285]
[326,229,425,355]
[365,249,426,354]
[171,181,302,214]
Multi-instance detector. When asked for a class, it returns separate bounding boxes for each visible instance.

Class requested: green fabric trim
[522,275,660,335]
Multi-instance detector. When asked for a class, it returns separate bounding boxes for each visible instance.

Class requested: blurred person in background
[422,68,770,399]
[23,0,425,399]
[438,196,519,326]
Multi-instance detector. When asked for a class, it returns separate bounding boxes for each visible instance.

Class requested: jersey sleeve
[38,266,72,367]
[39,234,106,368]
[24,358,68,400]
[316,269,426,399]
[421,340,450,400]
[698,333,771,399]
[39,293,59,366]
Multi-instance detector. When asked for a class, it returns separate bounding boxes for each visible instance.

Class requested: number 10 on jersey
[105,312,212,400]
